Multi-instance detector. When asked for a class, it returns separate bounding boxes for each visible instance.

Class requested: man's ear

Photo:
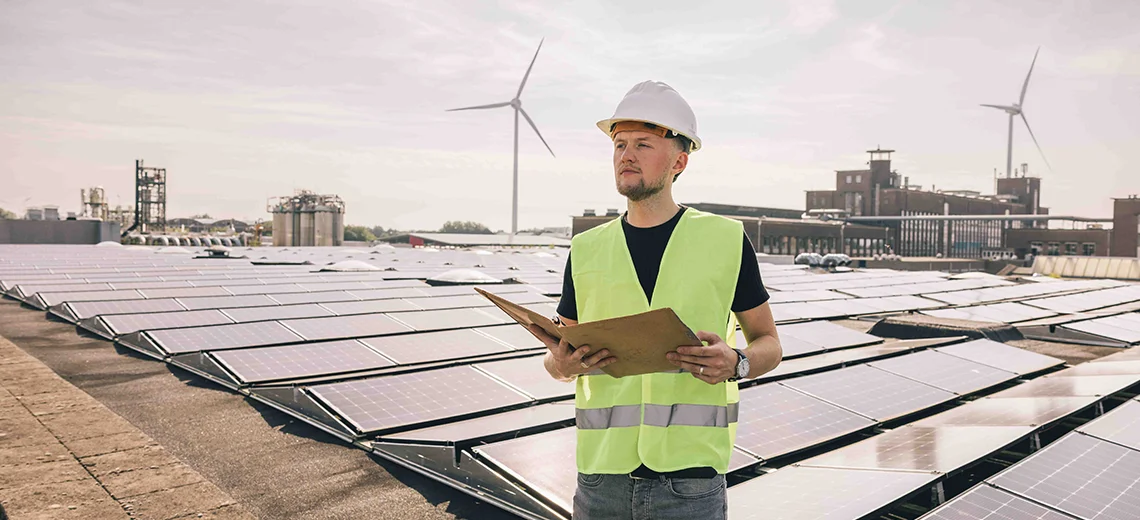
[671,152,688,182]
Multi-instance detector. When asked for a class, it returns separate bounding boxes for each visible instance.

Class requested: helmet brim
[596,118,702,152]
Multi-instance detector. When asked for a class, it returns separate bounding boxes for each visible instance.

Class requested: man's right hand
[528,324,618,380]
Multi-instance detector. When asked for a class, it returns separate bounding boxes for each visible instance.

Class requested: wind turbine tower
[447,39,555,239]
[981,47,1052,180]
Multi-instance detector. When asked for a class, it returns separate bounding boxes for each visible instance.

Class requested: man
[528,81,782,519]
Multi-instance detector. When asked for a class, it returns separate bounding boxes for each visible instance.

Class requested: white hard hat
[597,81,702,152]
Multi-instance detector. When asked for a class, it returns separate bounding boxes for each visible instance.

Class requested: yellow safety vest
[571,208,742,474]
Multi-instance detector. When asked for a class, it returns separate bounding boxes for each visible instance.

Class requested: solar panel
[1057,360,1140,377]
[309,366,531,434]
[320,299,421,315]
[137,286,231,299]
[475,325,545,350]
[66,298,186,320]
[920,484,1076,520]
[359,328,512,365]
[268,290,358,305]
[726,466,938,520]
[221,303,334,322]
[148,321,304,354]
[989,433,1140,520]
[767,290,851,304]
[222,283,307,295]
[1076,399,1140,451]
[753,343,918,382]
[1063,316,1140,344]
[381,403,574,443]
[177,294,279,311]
[935,339,1064,375]
[735,329,822,358]
[212,340,394,384]
[388,308,508,331]
[38,289,144,307]
[781,364,957,421]
[281,314,411,341]
[922,302,1058,324]
[869,350,1018,395]
[474,426,577,514]
[475,356,574,401]
[801,424,1034,473]
[914,396,1100,428]
[296,281,372,292]
[778,321,881,351]
[735,383,875,460]
[994,375,1140,398]
[101,309,234,335]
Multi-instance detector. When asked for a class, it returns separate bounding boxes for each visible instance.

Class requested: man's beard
[617,173,667,202]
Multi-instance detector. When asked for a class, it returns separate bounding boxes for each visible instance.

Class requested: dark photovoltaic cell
[1077,399,1140,451]
[101,309,234,335]
[359,328,511,365]
[994,375,1140,398]
[389,308,508,331]
[781,364,957,421]
[475,325,545,350]
[921,484,1076,520]
[177,294,279,311]
[212,340,394,383]
[310,366,531,433]
[475,356,574,400]
[869,350,1018,395]
[320,299,420,315]
[221,303,334,322]
[735,383,875,460]
[914,396,1099,428]
[801,424,1033,473]
[66,299,186,320]
[382,404,574,443]
[990,433,1140,520]
[727,466,938,520]
[475,426,577,514]
[148,321,304,354]
[935,339,1064,375]
[281,314,411,341]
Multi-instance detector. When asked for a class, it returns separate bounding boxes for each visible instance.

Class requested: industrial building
[269,190,345,247]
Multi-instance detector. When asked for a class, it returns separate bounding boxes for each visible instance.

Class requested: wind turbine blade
[1019,47,1040,107]
[446,101,511,112]
[981,104,1017,111]
[1020,112,1052,172]
[518,107,555,157]
[516,38,544,99]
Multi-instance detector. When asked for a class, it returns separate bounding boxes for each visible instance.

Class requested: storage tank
[267,191,344,247]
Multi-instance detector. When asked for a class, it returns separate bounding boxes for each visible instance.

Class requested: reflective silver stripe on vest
[643,403,738,428]
[577,405,642,429]
[576,403,739,429]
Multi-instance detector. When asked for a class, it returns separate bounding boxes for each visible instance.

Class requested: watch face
[736,350,750,379]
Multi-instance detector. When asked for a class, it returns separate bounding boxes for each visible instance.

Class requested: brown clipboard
[474,287,703,378]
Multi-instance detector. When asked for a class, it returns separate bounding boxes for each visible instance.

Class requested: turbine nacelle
[980,47,1051,176]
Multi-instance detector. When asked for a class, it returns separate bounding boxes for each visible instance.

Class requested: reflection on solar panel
[869,351,1018,394]
[922,302,1057,324]
[359,329,511,365]
[727,466,937,520]
[735,384,875,459]
[1077,399,1140,451]
[66,299,186,320]
[935,339,1064,375]
[1062,313,1140,344]
[801,424,1033,473]
[178,294,278,310]
[475,325,544,350]
[212,340,394,384]
[781,365,957,421]
[281,314,411,341]
[475,426,577,514]
[310,366,531,433]
[1024,285,1140,314]
[989,433,1140,520]
[921,484,1075,520]
[221,303,334,322]
[389,308,507,331]
[382,404,574,443]
[994,375,1140,398]
[1057,360,1140,377]
[148,321,303,354]
[475,356,574,400]
[914,396,1099,428]
[101,309,233,335]
[778,321,881,351]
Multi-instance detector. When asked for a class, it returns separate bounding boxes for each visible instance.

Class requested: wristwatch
[728,348,750,382]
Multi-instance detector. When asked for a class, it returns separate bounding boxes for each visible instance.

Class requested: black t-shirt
[557,207,770,321]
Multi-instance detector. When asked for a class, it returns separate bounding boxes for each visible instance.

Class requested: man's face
[612,130,685,202]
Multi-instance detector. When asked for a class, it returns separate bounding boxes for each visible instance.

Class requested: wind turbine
[447,39,555,239]
[981,47,1052,180]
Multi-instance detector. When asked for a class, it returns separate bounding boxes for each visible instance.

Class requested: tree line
[343,221,494,242]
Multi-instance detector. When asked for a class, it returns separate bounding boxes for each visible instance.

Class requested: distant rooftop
[381,232,570,247]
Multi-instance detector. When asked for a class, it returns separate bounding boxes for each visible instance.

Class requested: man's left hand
[666,331,737,384]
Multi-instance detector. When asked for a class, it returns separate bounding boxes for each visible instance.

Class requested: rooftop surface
[1,244,1138,519]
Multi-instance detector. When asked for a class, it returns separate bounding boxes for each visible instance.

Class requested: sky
[2,0,1139,231]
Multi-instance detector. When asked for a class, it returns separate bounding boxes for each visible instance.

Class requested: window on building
[855,174,862,183]
[1029,241,1043,255]
[846,175,852,184]
[1082,243,1096,256]
[1064,242,1079,256]
[1047,242,1060,255]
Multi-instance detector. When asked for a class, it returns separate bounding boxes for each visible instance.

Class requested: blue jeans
[572,472,727,520]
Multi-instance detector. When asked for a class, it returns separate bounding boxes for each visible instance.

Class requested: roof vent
[583,209,597,216]
[605,208,620,216]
